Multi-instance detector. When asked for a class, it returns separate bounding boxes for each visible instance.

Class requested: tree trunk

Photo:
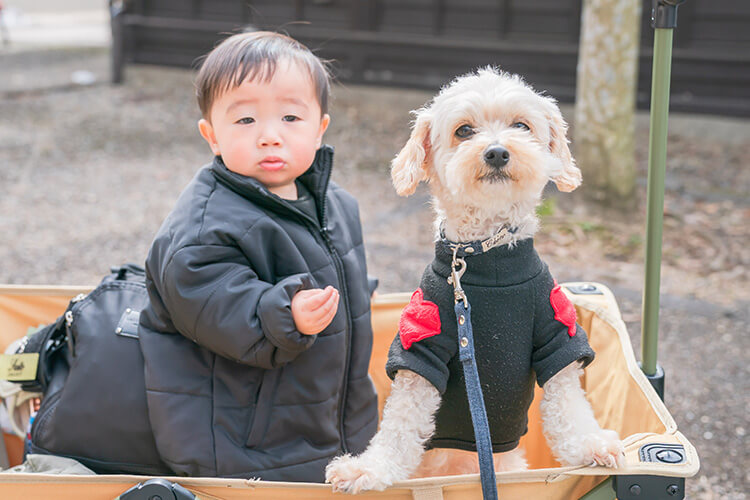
[574,0,642,208]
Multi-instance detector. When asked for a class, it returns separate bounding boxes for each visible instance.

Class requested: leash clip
[448,246,468,305]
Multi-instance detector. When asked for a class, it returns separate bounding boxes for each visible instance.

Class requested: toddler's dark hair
[195,31,330,118]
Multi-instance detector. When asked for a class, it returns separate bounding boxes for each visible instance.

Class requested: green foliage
[536,198,556,217]
[577,220,603,233]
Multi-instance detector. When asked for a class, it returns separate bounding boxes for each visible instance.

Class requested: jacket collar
[210,145,334,226]
[431,237,543,287]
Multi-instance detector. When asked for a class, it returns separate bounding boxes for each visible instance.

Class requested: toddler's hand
[291,286,339,335]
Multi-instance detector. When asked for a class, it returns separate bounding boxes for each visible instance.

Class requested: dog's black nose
[483,145,510,168]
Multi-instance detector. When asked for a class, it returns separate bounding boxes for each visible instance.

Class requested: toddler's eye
[511,122,530,131]
[282,115,300,122]
[236,117,255,125]
[455,124,475,139]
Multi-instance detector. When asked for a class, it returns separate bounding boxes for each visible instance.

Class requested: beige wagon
[0,284,697,499]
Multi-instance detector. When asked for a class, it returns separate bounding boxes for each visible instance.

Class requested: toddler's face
[199,59,330,199]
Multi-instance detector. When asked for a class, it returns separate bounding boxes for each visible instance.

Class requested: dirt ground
[0,47,747,499]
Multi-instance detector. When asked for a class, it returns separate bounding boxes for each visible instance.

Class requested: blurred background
[0,1,747,498]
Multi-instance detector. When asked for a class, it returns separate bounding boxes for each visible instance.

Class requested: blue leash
[450,253,498,500]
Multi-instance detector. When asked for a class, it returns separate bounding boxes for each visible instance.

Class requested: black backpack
[20,264,171,475]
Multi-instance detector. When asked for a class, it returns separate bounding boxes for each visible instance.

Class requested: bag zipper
[64,293,87,356]
[30,389,62,444]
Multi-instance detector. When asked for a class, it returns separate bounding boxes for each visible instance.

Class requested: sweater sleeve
[385,275,456,394]
[161,244,317,369]
[531,268,595,387]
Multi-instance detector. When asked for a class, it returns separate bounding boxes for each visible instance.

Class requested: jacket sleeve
[160,244,317,369]
[384,277,456,395]
[367,275,379,296]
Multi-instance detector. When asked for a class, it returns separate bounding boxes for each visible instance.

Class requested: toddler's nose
[258,127,282,147]
[483,145,510,169]
[259,135,281,147]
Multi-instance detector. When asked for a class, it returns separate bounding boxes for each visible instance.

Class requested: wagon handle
[640,0,686,390]
[118,478,197,500]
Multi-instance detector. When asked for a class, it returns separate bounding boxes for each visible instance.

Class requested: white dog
[326,67,625,494]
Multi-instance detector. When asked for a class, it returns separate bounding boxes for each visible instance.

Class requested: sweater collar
[431,237,543,287]
[210,145,334,226]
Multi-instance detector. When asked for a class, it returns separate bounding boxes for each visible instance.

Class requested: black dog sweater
[385,238,595,453]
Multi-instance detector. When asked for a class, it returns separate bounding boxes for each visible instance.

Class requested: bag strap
[111,263,146,281]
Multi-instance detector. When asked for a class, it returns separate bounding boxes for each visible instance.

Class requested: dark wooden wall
[113,0,750,116]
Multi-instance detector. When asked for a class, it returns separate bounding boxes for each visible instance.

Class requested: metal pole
[641,0,684,379]
[110,0,125,84]
[641,28,673,376]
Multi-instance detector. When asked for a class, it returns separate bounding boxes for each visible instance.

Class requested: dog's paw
[326,454,391,494]
[576,429,626,468]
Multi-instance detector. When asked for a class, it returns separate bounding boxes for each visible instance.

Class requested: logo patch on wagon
[399,288,441,350]
[550,281,577,337]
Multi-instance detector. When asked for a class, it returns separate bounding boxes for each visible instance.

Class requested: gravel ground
[0,47,747,499]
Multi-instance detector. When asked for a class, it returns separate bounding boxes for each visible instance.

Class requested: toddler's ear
[391,111,432,196]
[198,119,221,156]
[316,114,331,149]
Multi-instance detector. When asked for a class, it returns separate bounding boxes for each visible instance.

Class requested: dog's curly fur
[326,68,624,494]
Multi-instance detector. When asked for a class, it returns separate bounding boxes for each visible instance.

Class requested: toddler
[138,31,378,482]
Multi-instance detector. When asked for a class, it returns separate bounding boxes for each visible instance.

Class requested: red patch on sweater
[550,280,577,337]
[399,288,441,350]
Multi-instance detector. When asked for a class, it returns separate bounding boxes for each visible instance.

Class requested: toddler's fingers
[300,286,335,310]
[321,292,339,329]
[318,289,339,318]
[308,290,339,328]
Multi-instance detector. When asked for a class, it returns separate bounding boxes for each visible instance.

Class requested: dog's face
[391,68,581,210]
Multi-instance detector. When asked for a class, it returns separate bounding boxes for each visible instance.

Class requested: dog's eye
[455,125,475,139]
[511,122,530,131]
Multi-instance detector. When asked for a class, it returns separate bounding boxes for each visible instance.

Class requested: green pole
[641,28,674,376]
[578,477,615,500]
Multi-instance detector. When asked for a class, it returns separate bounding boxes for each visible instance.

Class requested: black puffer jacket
[138,146,378,481]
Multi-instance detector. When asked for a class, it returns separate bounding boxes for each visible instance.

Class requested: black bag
[20,264,171,475]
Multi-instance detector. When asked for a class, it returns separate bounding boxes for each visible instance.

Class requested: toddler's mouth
[260,157,285,171]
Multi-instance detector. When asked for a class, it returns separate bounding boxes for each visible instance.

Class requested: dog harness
[386,236,595,498]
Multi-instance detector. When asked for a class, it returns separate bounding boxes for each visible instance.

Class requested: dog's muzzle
[480,145,512,183]
[483,145,510,169]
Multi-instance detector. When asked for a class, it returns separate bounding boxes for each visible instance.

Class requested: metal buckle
[447,246,468,305]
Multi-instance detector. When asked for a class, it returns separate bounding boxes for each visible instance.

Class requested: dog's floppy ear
[391,111,432,196]
[545,100,582,192]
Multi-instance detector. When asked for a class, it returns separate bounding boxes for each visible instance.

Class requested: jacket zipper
[286,156,352,454]
[292,213,352,454]
[320,226,352,454]
[316,157,353,455]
